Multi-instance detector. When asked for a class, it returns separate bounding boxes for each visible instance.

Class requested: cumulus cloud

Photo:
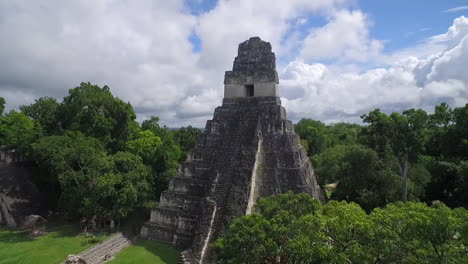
[282,17,468,123]
[281,59,419,123]
[413,16,468,85]
[0,1,467,127]
[196,0,348,68]
[0,0,350,127]
[0,0,199,124]
[300,10,383,62]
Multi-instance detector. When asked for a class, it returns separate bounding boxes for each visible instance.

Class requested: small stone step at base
[60,232,133,264]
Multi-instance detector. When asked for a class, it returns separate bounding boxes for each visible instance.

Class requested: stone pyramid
[140,37,324,264]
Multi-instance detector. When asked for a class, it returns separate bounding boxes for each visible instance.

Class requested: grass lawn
[0,222,108,264]
[110,239,179,264]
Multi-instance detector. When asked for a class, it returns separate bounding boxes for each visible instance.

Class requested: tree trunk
[398,153,409,202]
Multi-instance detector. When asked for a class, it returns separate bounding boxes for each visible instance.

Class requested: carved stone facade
[141,37,324,264]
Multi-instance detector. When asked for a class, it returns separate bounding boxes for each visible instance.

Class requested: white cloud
[0,0,199,121]
[281,59,421,123]
[281,17,468,123]
[443,6,468,13]
[300,10,383,62]
[414,16,468,85]
[195,0,349,69]
[0,0,351,127]
[430,16,468,48]
[0,1,467,128]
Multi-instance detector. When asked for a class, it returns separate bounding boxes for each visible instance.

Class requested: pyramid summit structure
[140,37,324,264]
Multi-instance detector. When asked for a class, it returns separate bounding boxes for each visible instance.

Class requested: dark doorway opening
[245,85,254,97]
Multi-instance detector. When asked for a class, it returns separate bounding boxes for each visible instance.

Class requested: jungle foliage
[297,102,468,210]
[214,192,468,264]
[0,83,200,223]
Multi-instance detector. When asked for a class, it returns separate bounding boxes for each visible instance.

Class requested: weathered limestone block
[141,37,324,264]
[225,37,278,84]
[65,255,87,264]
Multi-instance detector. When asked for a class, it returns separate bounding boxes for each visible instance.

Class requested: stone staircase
[63,232,132,264]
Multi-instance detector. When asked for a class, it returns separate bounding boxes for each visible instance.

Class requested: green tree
[407,162,431,201]
[361,109,428,202]
[126,130,162,162]
[256,191,322,219]
[151,133,182,197]
[430,102,453,129]
[20,97,59,135]
[426,103,456,157]
[32,131,110,216]
[426,160,468,207]
[32,131,153,220]
[139,117,182,199]
[104,151,153,216]
[141,116,166,136]
[450,104,468,158]
[327,122,362,146]
[359,109,393,154]
[215,193,468,264]
[0,110,41,150]
[295,119,332,156]
[370,202,467,263]
[321,201,373,263]
[214,192,326,264]
[424,104,467,207]
[172,126,202,159]
[57,82,137,152]
[312,144,349,186]
[331,145,401,211]
[0,97,5,116]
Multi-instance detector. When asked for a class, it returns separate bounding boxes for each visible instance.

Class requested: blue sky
[358,0,468,51]
[186,0,468,56]
[1,0,468,127]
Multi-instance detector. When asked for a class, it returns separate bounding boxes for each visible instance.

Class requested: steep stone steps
[179,250,197,264]
[167,177,208,198]
[159,191,202,213]
[63,232,132,264]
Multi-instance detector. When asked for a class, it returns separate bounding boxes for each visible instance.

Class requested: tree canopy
[1,81,467,252]
[57,82,137,152]
[20,97,59,135]
[0,83,201,224]
[0,110,41,151]
[215,193,468,264]
[302,103,468,209]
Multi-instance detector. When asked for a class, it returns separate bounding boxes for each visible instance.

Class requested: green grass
[0,222,108,264]
[110,239,179,264]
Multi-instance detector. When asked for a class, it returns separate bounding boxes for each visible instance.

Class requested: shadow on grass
[0,229,33,243]
[135,239,179,264]
[48,222,81,238]
[0,221,81,244]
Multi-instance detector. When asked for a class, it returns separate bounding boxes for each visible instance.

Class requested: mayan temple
[140,37,324,264]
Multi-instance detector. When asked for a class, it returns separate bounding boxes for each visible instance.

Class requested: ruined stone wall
[0,147,40,227]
